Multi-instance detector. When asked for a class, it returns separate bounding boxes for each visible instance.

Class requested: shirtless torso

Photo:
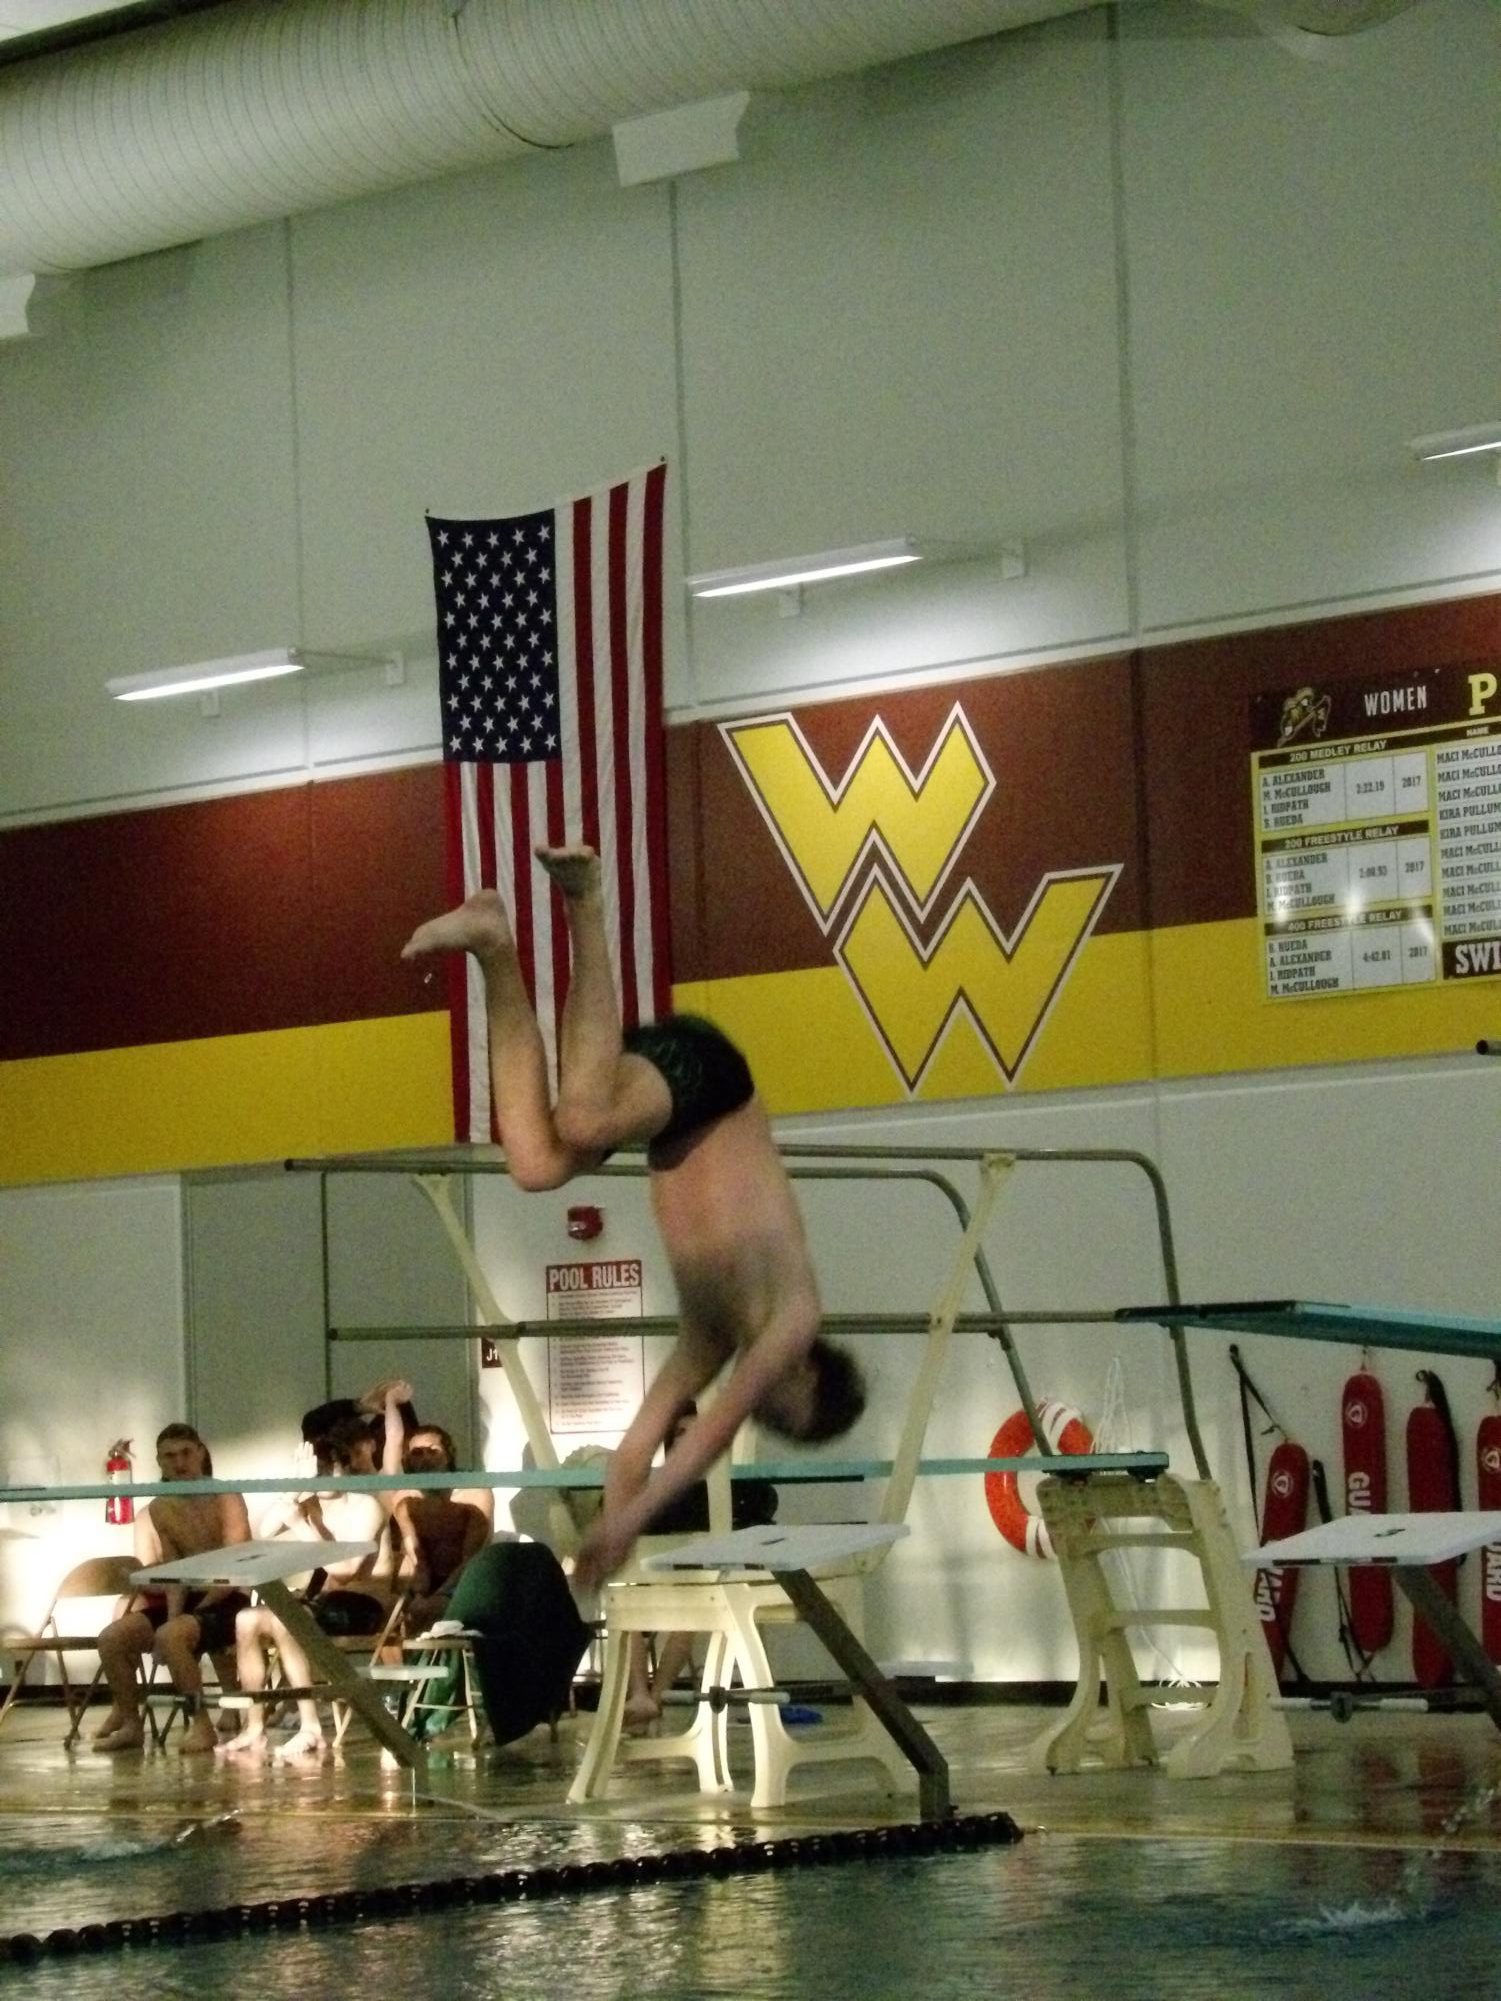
[273,1491,390,1598]
[138,1490,251,1617]
[145,1492,247,1566]
[395,1494,488,1626]
[647,1096,820,1370]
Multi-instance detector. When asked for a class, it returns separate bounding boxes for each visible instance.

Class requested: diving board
[1116,1300,1501,1361]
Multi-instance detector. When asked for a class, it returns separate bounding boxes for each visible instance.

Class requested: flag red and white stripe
[427,464,671,1142]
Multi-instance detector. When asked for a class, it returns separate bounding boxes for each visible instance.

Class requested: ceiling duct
[0,0,1106,278]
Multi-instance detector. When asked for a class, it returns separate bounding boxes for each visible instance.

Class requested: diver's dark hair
[761,1338,866,1445]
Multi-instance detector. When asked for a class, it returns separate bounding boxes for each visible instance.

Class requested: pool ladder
[1029,1472,1292,1779]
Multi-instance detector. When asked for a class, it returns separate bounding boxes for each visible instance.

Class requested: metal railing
[286,1139,1206,1476]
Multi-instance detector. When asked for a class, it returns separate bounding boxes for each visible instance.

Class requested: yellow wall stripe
[1,920,1484,1186]
[1149,919,1488,1078]
[0,1014,454,1186]
[683,929,1157,1115]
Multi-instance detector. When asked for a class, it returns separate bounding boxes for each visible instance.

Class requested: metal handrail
[285,1138,1206,1476]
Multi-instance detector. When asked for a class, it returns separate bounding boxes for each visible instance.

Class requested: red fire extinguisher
[105,1439,134,1525]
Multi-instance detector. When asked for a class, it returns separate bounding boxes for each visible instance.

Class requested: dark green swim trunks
[622,1013,754,1164]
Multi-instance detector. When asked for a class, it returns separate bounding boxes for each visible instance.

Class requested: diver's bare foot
[623,1693,662,1733]
[92,1723,145,1753]
[179,1713,218,1756]
[536,846,601,901]
[275,1728,326,1765]
[401,889,511,962]
[92,1707,130,1741]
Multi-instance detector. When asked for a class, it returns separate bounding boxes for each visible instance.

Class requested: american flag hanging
[426,464,671,1143]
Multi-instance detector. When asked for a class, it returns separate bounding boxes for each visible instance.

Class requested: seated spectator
[222,1417,395,1764]
[359,1378,496,1527]
[297,1395,393,1479]
[94,1424,251,1755]
[393,1426,490,1632]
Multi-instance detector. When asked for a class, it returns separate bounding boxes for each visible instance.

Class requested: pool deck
[1,1694,1498,1857]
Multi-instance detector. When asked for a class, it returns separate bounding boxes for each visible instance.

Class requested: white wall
[0,1178,182,1656]
[184,1169,476,1501]
[1,0,1499,1681]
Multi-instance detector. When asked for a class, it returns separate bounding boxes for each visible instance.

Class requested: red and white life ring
[984,1400,1094,1559]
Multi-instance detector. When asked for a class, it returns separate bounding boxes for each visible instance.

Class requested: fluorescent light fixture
[1408,422,1501,463]
[107,649,308,702]
[688,538,921,599]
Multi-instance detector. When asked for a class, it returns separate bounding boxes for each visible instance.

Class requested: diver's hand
[573,1513,637,1592]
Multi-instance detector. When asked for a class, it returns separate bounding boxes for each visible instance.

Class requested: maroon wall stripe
[0,765,449,1063]
[7,596,1497,1069]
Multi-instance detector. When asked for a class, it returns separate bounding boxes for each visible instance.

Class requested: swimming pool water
[2,1815,1496,2000]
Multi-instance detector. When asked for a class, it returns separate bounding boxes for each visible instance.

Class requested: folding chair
[0,1554,138,1746]
[389,1629,488,1746]
[215,1591,410,1749]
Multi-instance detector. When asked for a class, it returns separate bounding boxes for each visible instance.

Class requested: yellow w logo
[722,701,1121,1091]
[839,870,1119,1088]
[721,708,992,923]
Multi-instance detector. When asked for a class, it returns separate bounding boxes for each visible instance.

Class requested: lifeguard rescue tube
[985,1400,1094,1559]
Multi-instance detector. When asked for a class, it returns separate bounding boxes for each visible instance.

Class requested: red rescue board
[1342,1371,1394,1656]
[1407,1396,1459,1687]
[1253,1439,1311,1678]
[1477,1412,1501,1664]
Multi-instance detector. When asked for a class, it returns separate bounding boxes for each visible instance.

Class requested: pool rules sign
[544,1259,645,1435]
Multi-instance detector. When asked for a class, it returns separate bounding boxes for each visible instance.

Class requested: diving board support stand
[1031,1473,1292,1780]
[775,1563,949,1822]
[644,1524,950,1821]
[410,1174,585,1556]
[1252,1512,1501,1733]
[1395,1566,1501,1731]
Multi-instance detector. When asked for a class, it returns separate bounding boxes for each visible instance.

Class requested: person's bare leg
[210,1647,240,1731]
[402,888,573,1186]
[651,1629,696,1705]
[625,1632,660,1730]
[155,1617,216,1754]
[263,1625,326,1762]
[93,1615,151,1749]
[220,1607,271,1758]
[538,847,670,1148]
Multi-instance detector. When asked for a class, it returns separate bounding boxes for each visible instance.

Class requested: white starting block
[133,1538,378,1590]
[644,1522,948,1820]
[1248,1512,1501,1730]
[133,1539,424,1770]
[645,1523,907,1575]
